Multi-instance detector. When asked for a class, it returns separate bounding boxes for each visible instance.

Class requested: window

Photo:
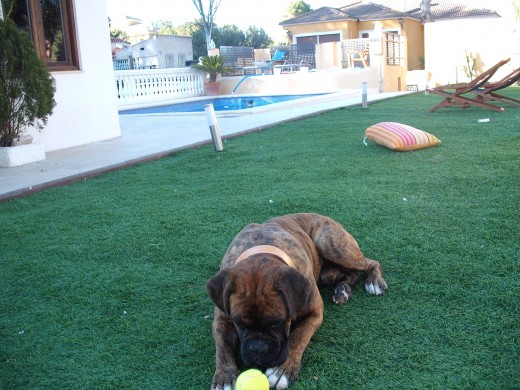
[295,32,341,45]
[296,35,318,44]
[317,33,340,43]
[3,0,79,71]
[385,33,402,66]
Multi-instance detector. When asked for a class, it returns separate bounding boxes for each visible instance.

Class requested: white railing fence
[113,58,138,70]
[114,68,206,108]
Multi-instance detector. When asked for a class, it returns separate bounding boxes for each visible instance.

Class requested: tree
[283,0,312,20]
[173,20,207,59]
[156,20,177,35]
[110,28,130,42]
[153,19,274,57]
[214,24,246,47]
[244,26,273,48]
[420,0,433,23]
[0,18,56,147]
[191,0,222,51]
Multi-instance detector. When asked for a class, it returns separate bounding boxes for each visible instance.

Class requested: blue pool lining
[120,94,327,115]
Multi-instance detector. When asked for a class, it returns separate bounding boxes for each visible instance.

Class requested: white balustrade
[114,68,206,108]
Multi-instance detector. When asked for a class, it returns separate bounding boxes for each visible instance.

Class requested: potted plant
[191,55,231,96]
[0,18,56,167]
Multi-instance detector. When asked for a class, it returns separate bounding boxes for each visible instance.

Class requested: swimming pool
[120,94,326,114]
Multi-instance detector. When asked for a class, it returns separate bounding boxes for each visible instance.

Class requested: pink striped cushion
[365,122,441,151]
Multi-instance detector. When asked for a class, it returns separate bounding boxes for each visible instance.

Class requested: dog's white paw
[211,385,233,390]
[365,281,384,295]
[266,367,289,389]
[333,283,351,304]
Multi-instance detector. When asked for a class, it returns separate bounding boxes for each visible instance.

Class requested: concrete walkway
[0,90,407,202]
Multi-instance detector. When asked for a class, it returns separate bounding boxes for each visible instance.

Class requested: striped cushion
[365,122,441,151]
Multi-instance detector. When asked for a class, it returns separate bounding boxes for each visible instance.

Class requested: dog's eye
[232,317,247,329]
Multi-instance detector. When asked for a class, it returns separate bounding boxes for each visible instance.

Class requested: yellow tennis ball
[235,369,269,390]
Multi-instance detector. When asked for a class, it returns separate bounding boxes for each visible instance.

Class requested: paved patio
[0,90,408,202]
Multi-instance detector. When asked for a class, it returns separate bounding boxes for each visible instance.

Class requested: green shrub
[191,55,231,82]
[0,18,56,147]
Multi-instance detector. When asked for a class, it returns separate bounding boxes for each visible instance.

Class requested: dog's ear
[276,268,312,319]
[206,269,235,315]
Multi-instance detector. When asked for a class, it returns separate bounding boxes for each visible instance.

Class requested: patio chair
[347,42,369,68]
[263,49,287,74]
[242,49,286,75]
[427,58,511,113]
[471,66,520,108]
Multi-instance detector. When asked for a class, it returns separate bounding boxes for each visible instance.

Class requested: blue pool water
[120,94,325,114]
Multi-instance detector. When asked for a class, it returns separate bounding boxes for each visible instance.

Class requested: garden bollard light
[362,81,368,108]
[204,103,223,152]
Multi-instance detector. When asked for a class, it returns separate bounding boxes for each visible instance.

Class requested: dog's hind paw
[266,367,290,389]
[333,283,352,304]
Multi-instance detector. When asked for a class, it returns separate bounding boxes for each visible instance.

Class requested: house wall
[286,18,424,71]
[132,38,159,68]
[354,19,423,71]
[424,16,517,86]
[132,35,194,68]
[156,36,193,68]
[289,21,353,40]
[315,42,343,69]
[29,0,121,152]
[402,20,424,70]
[218,68,380,95]
[357,19,400,35]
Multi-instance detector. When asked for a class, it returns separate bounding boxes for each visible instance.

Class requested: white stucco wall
[29,0,121,152]
[132,35,194,68]
[425,15,519,87]
[156,36,193,68]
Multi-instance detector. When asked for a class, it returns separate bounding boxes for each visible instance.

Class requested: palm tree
[191,0,222,53]
[191,55,230,82]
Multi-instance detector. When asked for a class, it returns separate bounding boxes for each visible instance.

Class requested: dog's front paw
[266,367,290,389]
[211,385,232,390]
[333,283,352,304]
[211,369,238,390]
[266,363,302,390]
[365,275,388,296]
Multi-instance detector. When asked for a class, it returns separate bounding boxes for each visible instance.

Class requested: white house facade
[424,14,519,86]
[132,35,194,69]
[2,0,121,152]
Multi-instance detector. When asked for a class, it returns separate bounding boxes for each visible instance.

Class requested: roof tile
[280,6,355,25]
[280,1,500,26]
[406,1,500,20]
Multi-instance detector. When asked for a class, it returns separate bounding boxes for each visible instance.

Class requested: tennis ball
[235,369,269,390]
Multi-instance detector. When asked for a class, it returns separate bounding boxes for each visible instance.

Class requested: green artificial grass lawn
[1,89,519,389]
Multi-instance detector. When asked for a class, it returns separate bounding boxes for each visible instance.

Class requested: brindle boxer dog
[206,213,388,390]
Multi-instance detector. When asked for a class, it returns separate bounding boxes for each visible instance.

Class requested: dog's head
[206,258,311,368]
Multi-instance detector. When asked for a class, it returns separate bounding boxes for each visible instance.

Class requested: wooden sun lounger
[471,66,520,108]
[427,58,511,113]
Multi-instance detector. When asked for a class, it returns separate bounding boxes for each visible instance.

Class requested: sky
[107,0,359,39]
[106,0,513,41]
